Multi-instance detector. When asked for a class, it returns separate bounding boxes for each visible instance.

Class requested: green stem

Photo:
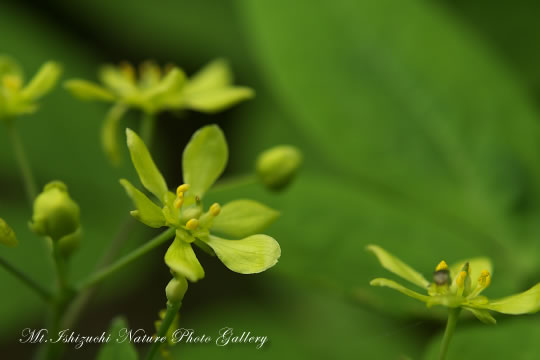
[439,308,461,360]
[76,227,175,291]
[144,300,182,360]
[6,119,38,206]
[210,173,257,193]
[0,255,53,301]
[140,112,156,148]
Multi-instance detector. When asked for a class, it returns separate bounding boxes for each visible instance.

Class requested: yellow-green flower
[64,60,254,164]
[0,56,61,120]
[367,245,540,324]
[120,125,280,282]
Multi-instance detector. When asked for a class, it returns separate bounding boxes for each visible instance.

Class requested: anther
[186,218,199,231]
[210,203,221,216]
[435,261,448,272]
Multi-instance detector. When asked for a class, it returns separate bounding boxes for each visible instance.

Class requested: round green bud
[256,145,302,190]
[166,276,188,304]
[0,218,17,247]
[31,181,80,241]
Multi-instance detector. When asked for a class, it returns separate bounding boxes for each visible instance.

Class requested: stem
[6,119,38,206]
[439,308,461,360]
[144,300,182,360]
[0,255,53,301]
[210,173,257,193]
[76,227,175,291]
[140,112,156,148]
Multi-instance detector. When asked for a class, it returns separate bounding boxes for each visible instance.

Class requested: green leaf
[204,234,280,274]
[463,306,496,324]
[125,128,168,202]
[185,58,233,94]
[184,87,254,113]
[211,199,279,238]
[20,61,61,100]
[64,79,116,102]
[119,179,166,228]
[96,317,138,360]
[164,234,205,282]
[102,103,128,165]
[367,245,430,289]
[0,218,17,247]
[182,125,228,198]
[477,283,540,315]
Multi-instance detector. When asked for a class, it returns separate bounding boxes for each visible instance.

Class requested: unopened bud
[256,145,302,191]
[166,276,188,303]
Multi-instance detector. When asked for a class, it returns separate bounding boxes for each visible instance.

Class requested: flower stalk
[439,307,461,360]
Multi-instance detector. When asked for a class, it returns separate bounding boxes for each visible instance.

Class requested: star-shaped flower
[120,125,280,282]
[0,56,61,120]
[367,245,540,324]
[64,60,254,164]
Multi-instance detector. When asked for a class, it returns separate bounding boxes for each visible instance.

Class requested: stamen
[435,261,448,272]
[176,184,190,196]
[210,203,221,216]
[186,218,199,230]
[478,270,491,288]
[119,61,135,83]
[456,271,467,288]
[174,197,184,209]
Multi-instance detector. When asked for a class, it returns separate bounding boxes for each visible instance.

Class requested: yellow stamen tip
[456,271,467,288]
[435,261,448,272]
[176,184,190,196]
[186,218,199,231]
[210,203,221,216]
[119,61,135,82]
[478,270,491,287]
[174,197,184,209]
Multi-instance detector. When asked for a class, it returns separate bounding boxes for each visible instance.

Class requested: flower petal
[476,283,540,315]
[21,61,61,100]
[185,58,233,94]
[463,307,496,325]
[369,278,430,303]
[145,68,186,106]
[164,235,205,282]
[211,199,279,238]
[119,179,166,228]
[184,87,254,113]
[366,245,430,289]
[99,65,137,96]
[182,125,228,198]
[64,79,116,102]
[0,218,17,247]
[204,234,280,274]
[126,128,168,203]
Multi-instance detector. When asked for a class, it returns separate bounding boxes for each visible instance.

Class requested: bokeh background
[1,0,540,359]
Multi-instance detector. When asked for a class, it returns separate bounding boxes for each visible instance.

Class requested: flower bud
[166,276,188,303]
[0,218,17,247]
[30,181,80,241]
[256,145,302,191]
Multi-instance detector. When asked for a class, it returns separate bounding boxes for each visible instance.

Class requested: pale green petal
[119,179,166,228]
[21,61,61,100]
[184,87,254,113]
[204,234,280,274]
[477,283,540,315]
[366,245,430,289]
[182,125,228,198]
[64,79,116,102]
[463,307,496,325]
[145,68,185,104]
[0,218,17,247]
[450,257,492,291]
[99,65,137,96]
[126,128,168,202]
[102,103,128,165]
[211,199,279,238]
[369,278,430,303]
[185,58,232,94]
[165,235,205,282]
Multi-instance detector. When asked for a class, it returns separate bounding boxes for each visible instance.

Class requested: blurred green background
[1,0,540,359]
